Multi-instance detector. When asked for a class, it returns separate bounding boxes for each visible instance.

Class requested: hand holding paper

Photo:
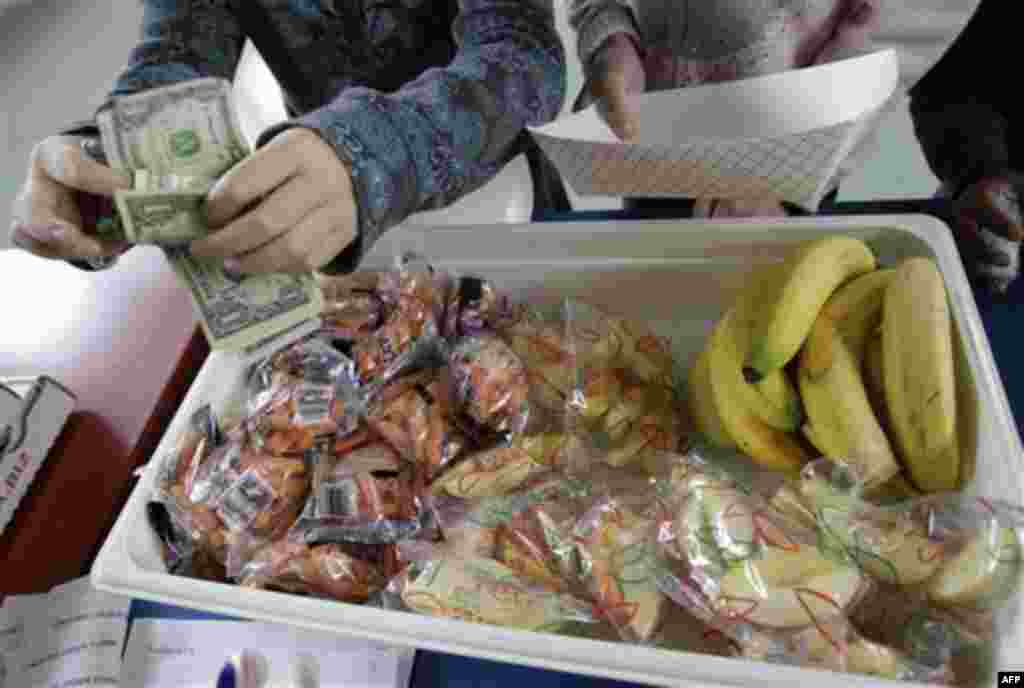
[529,50,900,211]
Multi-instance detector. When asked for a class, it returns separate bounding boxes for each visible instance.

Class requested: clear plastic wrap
[778,459,1024,684]
[244,336,362,455]
[351,256,448,389]
[290,438,424,545]
[364,370,470,484]
[146,501,228,583]
[442,274,522,341]
[784,460,1024,602]
[152,405,239,563]
[653,451,877,667]
[497,305,575,417]
[561,300,685,472]
[571,497,667,642]
[387,541,597,632]
[431,474,590,562]
[154,407,311,571]
[322,288,384,343]
[238,539,390,603]
[646,448,1024,682]
[447,334,531,437]
[429,433,567,499]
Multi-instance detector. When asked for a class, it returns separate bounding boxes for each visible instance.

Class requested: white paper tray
[93,216,1024,688]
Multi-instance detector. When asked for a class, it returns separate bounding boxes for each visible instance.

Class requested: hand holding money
[9,134,132,260]
[96,78,324,353]
[191,127,358,274]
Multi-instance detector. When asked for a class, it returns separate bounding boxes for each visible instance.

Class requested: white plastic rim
[92,215,1024,688]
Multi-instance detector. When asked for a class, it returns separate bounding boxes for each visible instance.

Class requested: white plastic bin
[92,215,1024,688]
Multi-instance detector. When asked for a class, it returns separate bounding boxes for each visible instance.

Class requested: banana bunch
[689,236,963,494]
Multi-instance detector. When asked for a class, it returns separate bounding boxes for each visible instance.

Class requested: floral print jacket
[100,0,566,273]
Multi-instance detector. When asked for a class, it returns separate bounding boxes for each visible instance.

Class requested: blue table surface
[130,206,1024,688]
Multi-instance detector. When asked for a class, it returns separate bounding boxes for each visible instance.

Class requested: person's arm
[908,0,1024,292]
[50,1,246,270]
[908,0,1008,197]
[258,0,566,275]
[107,1,245,99]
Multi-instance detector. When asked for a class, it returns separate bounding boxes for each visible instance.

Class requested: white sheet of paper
[121,620,415,688]
[528,49,900,210]
[17,577,130,688]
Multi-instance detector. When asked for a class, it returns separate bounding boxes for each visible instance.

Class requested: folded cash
[167,247,323,353]
[112,170,214,245]
[97,78,325,353]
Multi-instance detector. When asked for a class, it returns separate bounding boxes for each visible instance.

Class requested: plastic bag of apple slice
[774,459,1024,684]
[557,299,685,475]
[649,448,955,682]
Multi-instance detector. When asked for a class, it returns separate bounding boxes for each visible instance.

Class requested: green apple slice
[927,525,1022,608]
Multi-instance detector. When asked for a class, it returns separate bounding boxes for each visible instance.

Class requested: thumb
[37,136,132,197]
[595,72,640,142]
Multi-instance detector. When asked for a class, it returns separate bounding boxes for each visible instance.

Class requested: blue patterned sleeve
[107,0,245,98]
[261,0,566,274]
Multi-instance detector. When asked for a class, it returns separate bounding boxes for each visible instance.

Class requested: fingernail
[217,661,237,688]
[19,224,64,242]
[223,258,245,281]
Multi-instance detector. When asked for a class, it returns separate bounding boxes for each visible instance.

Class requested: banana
[882,257,960,492]
[688,344,734,448]
[747,236,876,379]
[862,330,890,435]
[818,269,896,359]
[728,263,804,432]
[705,311,810,473]
[797,272,900,489]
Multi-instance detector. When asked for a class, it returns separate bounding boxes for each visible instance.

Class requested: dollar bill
[97,78,327,353]
[166,247,324,352]
[112,170,215,245]
[96,78,248,179]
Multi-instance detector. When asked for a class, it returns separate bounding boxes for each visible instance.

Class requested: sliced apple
[715,546,865,629]
[927,525,1022,608]
[578,503,666,642]
[400,557,593,631]
[797,474,945,586]
[798,624,920,679]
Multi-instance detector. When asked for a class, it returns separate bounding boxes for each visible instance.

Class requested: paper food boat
[529,49,900,210]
